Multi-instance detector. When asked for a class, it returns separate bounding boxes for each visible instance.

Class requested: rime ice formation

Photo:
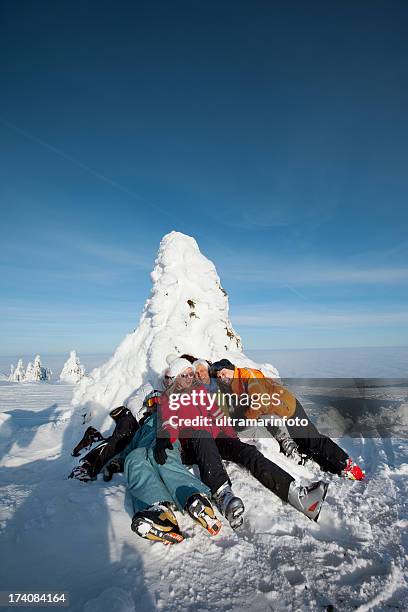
[60,351,86,383]
[73,231,278,431]
[24,355,52,382]
[9,359,26,382]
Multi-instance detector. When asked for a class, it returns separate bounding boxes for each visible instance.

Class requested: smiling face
[177,367,195,390]
[216,368,234,385]
[163,369,174,389]
[194,362,210,385]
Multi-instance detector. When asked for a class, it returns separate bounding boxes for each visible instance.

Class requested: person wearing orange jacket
[211,359,365,481]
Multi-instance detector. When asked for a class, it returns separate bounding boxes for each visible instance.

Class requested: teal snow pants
[124,442,210,513]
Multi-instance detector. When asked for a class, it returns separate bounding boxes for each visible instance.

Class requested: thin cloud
[221,259,408,285]
[232,306,408,328]
[0,300,141,323]
[72,240,153,270]
[0,117,172,219]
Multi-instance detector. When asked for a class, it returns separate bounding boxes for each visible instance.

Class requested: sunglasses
[180,372,194,379]
[164,375,174,380]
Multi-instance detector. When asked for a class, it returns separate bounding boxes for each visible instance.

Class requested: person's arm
[159,393,179,443]
[205,390,237,438]
[269,381,297,418]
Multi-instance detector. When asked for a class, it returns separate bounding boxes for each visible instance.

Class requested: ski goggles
[145,395,161,408]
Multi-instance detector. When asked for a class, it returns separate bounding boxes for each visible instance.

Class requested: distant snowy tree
[25,355,52,381]
[25,361,34,380]
[60,350,85,383]
[9,359,25,382]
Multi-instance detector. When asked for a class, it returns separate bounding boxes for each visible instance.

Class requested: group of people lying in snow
[69,355,365,545]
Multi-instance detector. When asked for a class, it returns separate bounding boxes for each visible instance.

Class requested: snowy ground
[1,378,407,611]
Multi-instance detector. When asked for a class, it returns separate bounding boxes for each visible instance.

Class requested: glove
[102,457,124,482]
[153,434,173,465]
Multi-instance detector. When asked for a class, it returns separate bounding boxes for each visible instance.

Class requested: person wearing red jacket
[211,359,365,481]
[156,358,329,525]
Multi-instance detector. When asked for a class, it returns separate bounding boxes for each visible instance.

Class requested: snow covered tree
[9,359,25,382]
[60,350,85,383]
[25,361,34,380]
[25,355,52,381]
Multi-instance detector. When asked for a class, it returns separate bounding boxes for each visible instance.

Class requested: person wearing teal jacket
[120,401,222,545]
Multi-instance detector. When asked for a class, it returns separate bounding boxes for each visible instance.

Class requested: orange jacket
[231,367,297,419]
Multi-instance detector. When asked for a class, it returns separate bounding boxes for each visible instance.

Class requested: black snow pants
[182,431,294,502]
[271,400,349,475]
[80,407,138,477]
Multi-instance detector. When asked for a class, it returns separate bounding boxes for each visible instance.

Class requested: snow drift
[73,231,278,431]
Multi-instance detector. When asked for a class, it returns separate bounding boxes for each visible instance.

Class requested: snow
[60,350,86,384]
[9,358,25,382]
[20,355,52,382]
[6,356,52,383]
[1,380,407,610]
[0,232,407,610]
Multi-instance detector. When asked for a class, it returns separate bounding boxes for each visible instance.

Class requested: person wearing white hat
[168,357,195,379]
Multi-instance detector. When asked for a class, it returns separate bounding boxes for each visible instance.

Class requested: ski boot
[342,458,365,481]
[72,427,105,457]
[213,483,245,530]
[287,480,329,522]
[275,426,304,464]
[102,457,124,482]
[131,504,184,545]
[186,494,222,536]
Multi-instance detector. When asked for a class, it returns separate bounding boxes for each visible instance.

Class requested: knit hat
[168,358,195,378]
[211,359,235,372]
[192,359,209,369]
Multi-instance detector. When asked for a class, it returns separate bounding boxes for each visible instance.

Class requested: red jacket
[160,385,237,442]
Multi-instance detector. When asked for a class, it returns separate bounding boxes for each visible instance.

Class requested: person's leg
[182,433,231,495]
[152,443,222,534]
[79,408,138,478]
[126,447,186,544]
[286,401,348,474]
[215,437,294,502]
[124,448,172,513]
[152,443,211,510]
[265,423,301,459]
[182,434,245,528]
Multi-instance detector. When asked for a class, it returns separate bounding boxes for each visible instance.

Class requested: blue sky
[1,0,408,355]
